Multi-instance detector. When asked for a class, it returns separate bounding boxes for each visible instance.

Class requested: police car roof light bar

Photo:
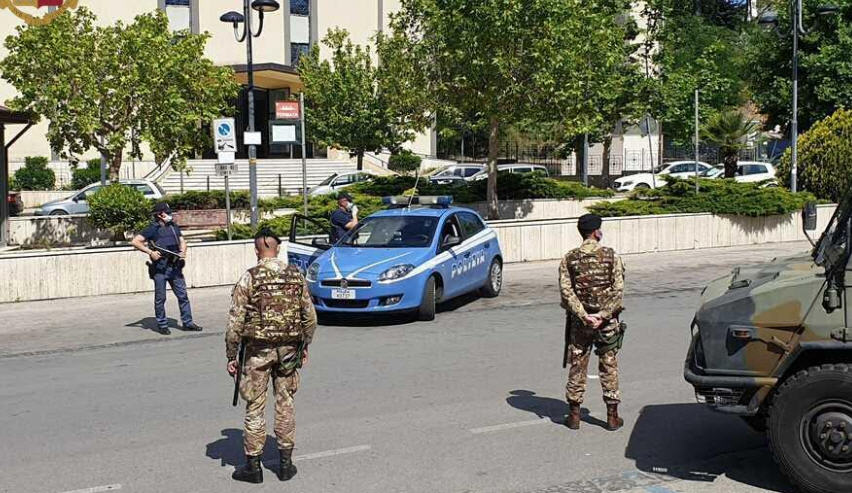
[381,196,453,208]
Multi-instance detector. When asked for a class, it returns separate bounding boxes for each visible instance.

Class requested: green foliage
[777,108,852,202]
[87,184,151,237]
[746,0,852,132]
[388,151,422,175]
[0,8,239,180]
[299,28,431,169]
[700,110,759,177]
[12,156,55,190]
[589,177,814,217]
[71,159,102,190]
[162,190,251,211]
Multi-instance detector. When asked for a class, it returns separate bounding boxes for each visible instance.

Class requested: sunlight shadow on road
[625,403,794,492]
[506,390,609,429]
[205,428,279,471]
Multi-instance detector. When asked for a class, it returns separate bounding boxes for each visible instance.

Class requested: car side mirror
[802,202,818,232]
[441,235,461,250]
[312,237,331,250]
[72,196,81,203]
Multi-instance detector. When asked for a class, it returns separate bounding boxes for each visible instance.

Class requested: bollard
[206,175,210,192]
[278,174,282,197]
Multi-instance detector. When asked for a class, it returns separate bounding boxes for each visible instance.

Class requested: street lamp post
[758,2,839,193]
[221,0,281,230]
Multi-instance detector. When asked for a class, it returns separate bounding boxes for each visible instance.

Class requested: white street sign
[217,151,235,164]
[244,131,262,146]
[213,118,237,153]
[215,163,238,176]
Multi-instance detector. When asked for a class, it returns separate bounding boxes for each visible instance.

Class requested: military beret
[577,213,602,232]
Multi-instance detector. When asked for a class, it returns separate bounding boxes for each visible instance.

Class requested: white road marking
[59,485,122,493]
[262,445,371,467]
[470,418,549,434]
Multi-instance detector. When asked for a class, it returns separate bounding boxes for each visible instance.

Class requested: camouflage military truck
[685,201,852,493]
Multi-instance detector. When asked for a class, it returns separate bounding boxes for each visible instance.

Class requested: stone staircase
[158,159,357,196]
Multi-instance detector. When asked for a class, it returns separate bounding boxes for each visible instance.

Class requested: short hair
[254,227,281,249]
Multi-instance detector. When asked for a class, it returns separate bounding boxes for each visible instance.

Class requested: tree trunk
[723,153,738,178]
[108,153,122,183]
[573,134,586,184]
[486,116,500,220]
[602,135,612,189]
[356,151,364,171]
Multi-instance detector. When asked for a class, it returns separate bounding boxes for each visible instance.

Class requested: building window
[164,0,192,32]
[290,0,310,16]
[291,43,310,66]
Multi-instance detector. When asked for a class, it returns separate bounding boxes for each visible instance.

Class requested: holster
[594,321,627,356]
[146,261,156,280]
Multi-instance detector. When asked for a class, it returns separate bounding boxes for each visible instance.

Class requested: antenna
[408,163,422,209]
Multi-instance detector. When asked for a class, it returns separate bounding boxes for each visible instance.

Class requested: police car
[286,196,503,320]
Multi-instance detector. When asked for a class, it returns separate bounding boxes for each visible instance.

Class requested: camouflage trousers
[566,321,621,405]
[240,343,300,456]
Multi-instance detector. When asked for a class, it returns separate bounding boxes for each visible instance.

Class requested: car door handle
[484,242,490,249]
[464,252,470,258]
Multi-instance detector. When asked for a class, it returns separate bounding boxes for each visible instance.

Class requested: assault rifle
[232,340,246,407]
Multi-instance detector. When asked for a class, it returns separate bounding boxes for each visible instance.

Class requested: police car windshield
[340,216,438,248]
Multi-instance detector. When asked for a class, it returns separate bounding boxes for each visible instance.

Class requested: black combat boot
[278,448,297,481]
[564,402,581,430]
[606,403,624,431]
[232,455,263,483]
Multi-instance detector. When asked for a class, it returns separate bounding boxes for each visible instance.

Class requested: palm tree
[701,110,758,178]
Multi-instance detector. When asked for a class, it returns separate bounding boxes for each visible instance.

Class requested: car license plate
[331,288,356,300]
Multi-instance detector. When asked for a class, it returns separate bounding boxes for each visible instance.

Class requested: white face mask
[161,214,173,223]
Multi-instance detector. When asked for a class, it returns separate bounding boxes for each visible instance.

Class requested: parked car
[309,171,376,196]
[288,196,503,321]
[7,191,23,217]
[612,160,712,192]
[36,180,165,216]
[702,162,778,185]
[428,164,485,185]
[468,164,550,181]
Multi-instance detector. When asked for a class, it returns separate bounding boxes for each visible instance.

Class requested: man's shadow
[506,390,608,429]
[125,317,181,333]
[206,428,280,471]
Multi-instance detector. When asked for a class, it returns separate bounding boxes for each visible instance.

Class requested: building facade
[0,0,431,164]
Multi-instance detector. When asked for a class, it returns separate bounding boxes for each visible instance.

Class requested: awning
[230,63,303,91]
[0,105,32,125]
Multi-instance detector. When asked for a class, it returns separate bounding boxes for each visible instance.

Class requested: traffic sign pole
[225,174,232,241]
[300,92,308,216]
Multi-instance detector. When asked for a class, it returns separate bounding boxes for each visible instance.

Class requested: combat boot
[278,448,298,481]
[564,402,581,430]
[232,455,263,483]
[606,403,624,431]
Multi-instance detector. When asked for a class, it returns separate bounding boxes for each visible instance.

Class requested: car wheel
[417,276,437,322]
[480,258,503,298]
[768,364,852,493]
[634,183,651,189]
[49,210,69,216]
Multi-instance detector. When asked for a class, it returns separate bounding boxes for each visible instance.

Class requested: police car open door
[287,214,331,274]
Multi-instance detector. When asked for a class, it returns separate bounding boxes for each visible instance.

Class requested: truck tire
[417,276,436,322]
[480,258,502,298]
[768,364,852,493]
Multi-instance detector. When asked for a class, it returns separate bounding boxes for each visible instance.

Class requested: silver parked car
[36,180,165,216]
[428,164,485,185]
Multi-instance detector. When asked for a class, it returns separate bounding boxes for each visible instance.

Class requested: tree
[0,8,239,180]
[390,0,631,218]
[700,110,758,177]
[12,156,56,190]
[88,184,151,240]
[746,0,852,133]
[776,108,852,200]
[299,28,431,171]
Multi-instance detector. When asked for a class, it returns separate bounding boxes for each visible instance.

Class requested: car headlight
[306,263,320,282]
[379,264,415,281]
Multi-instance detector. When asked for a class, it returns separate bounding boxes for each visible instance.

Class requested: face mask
[161,214,173,223]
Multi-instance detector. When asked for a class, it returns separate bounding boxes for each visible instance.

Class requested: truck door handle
[729,326,755,340]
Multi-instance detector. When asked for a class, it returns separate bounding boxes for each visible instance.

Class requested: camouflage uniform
[559,238,625,405]
[226,257,317,456]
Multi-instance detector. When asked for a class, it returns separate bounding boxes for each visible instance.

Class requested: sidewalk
[0,241,811,357]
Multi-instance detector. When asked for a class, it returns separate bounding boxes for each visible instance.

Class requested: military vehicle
[685,201,852,493]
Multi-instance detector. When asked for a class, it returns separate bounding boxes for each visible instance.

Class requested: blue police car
[287,196,503,320]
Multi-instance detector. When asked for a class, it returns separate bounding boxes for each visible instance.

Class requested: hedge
[588,177,814,217]
[388,151,421,175]
[12,156,55,190]
[161,190,251,211]
[71,159,103,190]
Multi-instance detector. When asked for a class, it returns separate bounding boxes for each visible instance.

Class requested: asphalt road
[0,243,810,493]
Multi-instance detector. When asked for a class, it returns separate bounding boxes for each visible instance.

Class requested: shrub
[588,177,813,217]
[71,159,102,190]
[88,184,151,238]
[388,151,422,175]
[163,190,251,210]
[13,156,55,190]
[777,108,852,202]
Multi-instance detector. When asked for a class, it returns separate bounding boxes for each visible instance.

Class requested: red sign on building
[275,101,301,120]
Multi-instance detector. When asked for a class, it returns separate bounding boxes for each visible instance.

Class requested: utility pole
[695,89,700,193]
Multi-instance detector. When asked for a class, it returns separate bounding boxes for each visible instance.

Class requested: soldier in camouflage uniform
[559,214,625,431]
[226,228,317,483]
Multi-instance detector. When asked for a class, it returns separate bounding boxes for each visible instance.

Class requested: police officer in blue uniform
[329,192,359,244]
[131,203,202,335]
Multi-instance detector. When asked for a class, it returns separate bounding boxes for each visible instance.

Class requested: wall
[461,198,621,221]
[7,215,111,248]
[0,206,835,303]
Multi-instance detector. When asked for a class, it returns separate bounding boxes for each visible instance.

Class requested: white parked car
[612,161,712,192]
[702,162,777,185]
[468,164,549,181]
[309,171,376,196]
[36,179,165,216]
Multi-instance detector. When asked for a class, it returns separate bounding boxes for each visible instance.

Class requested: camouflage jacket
[225,257,317,360]
[558,238,625,328]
